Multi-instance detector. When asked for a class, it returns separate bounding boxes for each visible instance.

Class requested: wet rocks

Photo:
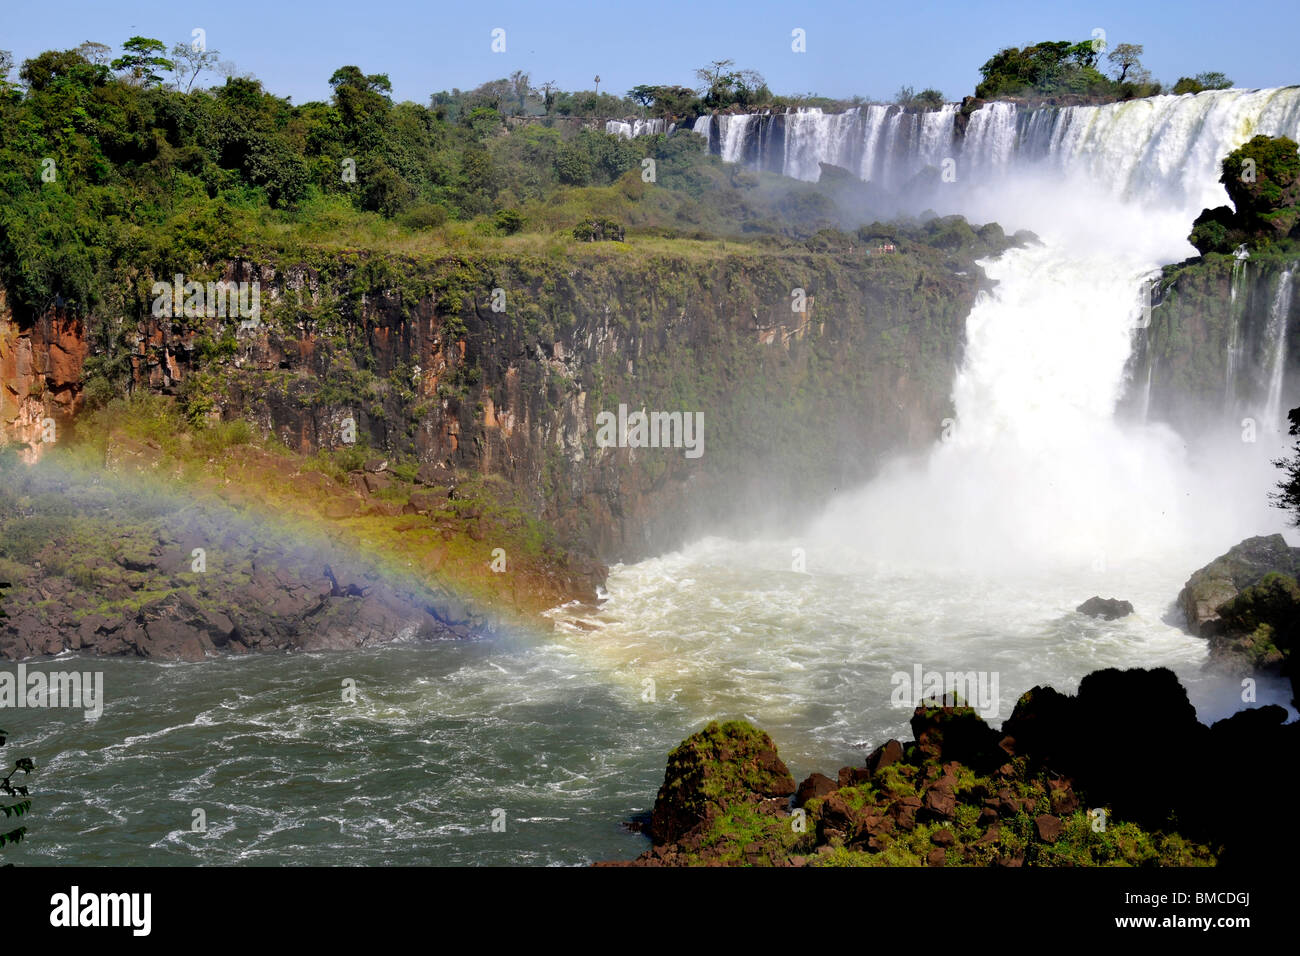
[1178,534,1300,637]
[1076,596,1133,620]
[614,666,1297,867]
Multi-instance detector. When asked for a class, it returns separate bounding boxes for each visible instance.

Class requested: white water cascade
[1225,254,1250,413]
[606,118,674,139]
[552,89,1300,757]
[1263,266,1297,432]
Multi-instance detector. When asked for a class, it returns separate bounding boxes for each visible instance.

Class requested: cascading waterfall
[1263,266,1296,432]
[1225,253,1251,412]
[606,118,674,139]
[692,89,1300,208]
[570,88,1300,742]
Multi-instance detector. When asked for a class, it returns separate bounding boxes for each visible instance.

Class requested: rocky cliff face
[1128,252,1300,435]
[0,288,87,455]
[2,245,978,565]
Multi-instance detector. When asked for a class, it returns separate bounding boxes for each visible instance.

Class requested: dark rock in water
[1178,534,1300,637]
[1179,535,1300,704]
[1076,596,1134,620]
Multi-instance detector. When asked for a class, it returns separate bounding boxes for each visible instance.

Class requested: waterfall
[695,88,1300,207]
[700,104,961,185]
[795,87,1300,573]
[960,101,1017,178]
[1263,266,1297,433]
[1224,251,1252,413]
[606,118,673,139]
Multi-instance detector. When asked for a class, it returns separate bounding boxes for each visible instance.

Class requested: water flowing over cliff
[699,89,1300,212]
[686,89,1300,573]
[564,91,1300,726]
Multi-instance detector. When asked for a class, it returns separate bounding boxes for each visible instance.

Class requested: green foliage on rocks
[1191,135,1300,254]
[633,696,1221,867]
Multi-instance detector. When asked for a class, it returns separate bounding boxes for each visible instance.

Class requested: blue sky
[4,0,1298,105]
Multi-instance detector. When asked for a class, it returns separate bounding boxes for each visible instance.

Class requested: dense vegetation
[973,38,1227,103]
[1190,135,1300,255]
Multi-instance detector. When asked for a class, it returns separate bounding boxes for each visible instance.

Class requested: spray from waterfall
[728,88,1300,576]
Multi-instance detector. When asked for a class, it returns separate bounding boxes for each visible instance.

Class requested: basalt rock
[614,667,1296,867]
[647,720,795,847]
[1076,596,1133,620]
[1178,534,1300,637]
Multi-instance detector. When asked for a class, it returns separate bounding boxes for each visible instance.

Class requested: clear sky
[4,0,1299,106]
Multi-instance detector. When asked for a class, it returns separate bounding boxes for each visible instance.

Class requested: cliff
[2,239,983,566]
[1128,246,1300,434]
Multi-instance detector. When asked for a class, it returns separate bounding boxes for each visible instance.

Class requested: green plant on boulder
[1191,135,1300,254]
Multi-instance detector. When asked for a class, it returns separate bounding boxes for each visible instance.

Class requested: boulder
[1034,813,1063,844]
[864,738,904,774]
[648,720,795,845]
[795,772,838,806]
[1076,596,1133,620]
[921,783,957,820]
[415,462,456,486]
[1178,534,1300,637]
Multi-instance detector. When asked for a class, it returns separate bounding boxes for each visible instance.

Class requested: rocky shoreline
[607,666,1297,867]
[602,530,1300,867]
[0,433,604,661]
[1177,534,1299,705]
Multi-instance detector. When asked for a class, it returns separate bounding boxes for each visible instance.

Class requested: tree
[1273,408,1300,523]
[1107,43,1144,84]
[110,36,173,86]
[627,84,699,117]
[629,84,656,108]
[508,70,531,115]
[695,59,768,109]
[695,59,735,94]
[594,75,601,96]
[75,41,112,66]
[1176,71,1234,94]
[18,49,102,92]
[329,65,393,144]
[975,40,1112,100]
[536,80,558,114]
[0,50,12,81]
[1191,135,1300,253]
[1197,71,1233,90]
[170,39,220,93]
[897,86,944,110]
